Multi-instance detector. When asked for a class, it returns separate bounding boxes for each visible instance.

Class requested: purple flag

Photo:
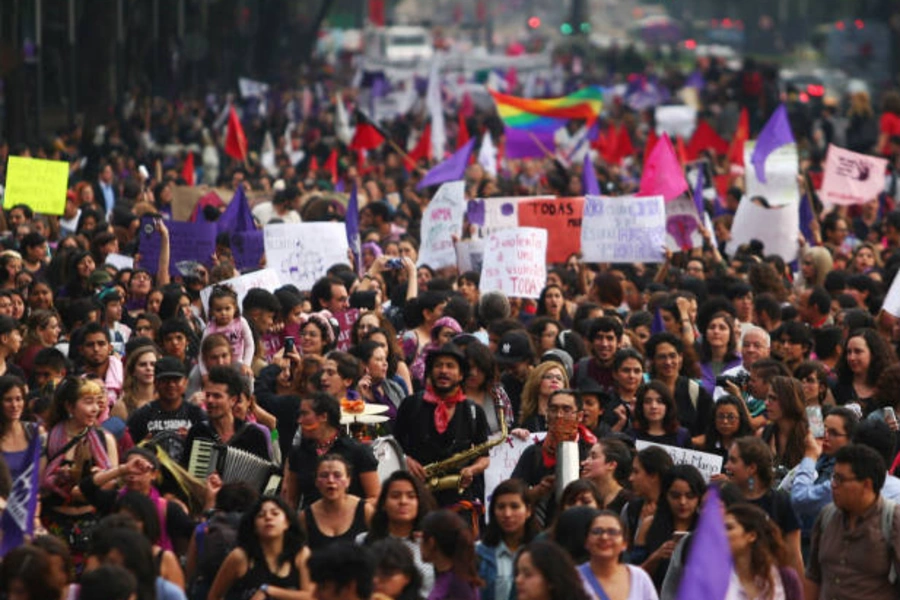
[799,194,816,246]
[232,230,265,271]
[693,166,706,219]
[467,199,486,226]
[751,104,795,183]
[504,127,552,159]
[651,308,666,335]
[138,217,218,276]
[686,70,705,90]
[0,431,42,556]
[346,183,362,272]
[676,487,732,600]
[416,138,475,190]
[583,153,601,196]
[217,186,256,234]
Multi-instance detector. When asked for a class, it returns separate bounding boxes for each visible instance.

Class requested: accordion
[187,439,282,495]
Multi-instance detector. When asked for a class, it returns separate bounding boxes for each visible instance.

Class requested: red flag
[644,129,659,165]
[457,113,470,150]
[675,135,688,167]
[181,152,195,186]
[686,120,729,160]
[324,149,339,184]
[350,110,387,151]
[728,108,750,166]
[368,0,385,26]
[308,155,319,176]
[597,124,619,164]
[407,124,431,168]
[616,125,635,162]
[224,105,248,161]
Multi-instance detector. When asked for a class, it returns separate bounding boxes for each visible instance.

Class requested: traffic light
[528,16,541,29]
[560,22,573,35]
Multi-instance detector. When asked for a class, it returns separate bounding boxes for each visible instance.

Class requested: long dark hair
[836,328,898,387]
[516,540,591,600]
[0,375,26,433]
[551,506,601,565]
[237,495,307,568]
[767,376,809,469]
[645,465,707,556]
[726,503,789,593]
[633,380,680,434]
[370,538,423,600]
[703,394,754,452]
[364,471,436,544]
[699,311,740,363]
[482,479,540,547]
[421,510,483,586]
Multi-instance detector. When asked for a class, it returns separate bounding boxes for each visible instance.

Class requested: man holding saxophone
[395,342,491,528]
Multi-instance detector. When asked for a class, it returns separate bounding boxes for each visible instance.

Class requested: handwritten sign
[664,195,703,252]
[199,268,282,318]
[517,197,584,264]
[479,195,553,236]
[264,223,349,291]
[418,181,466,269]
[480,228,547,299]
[232,230,265,272]
[485,432,546,518]
[744,141,799,207]
[137,217,217,276]
[4,157,69,215]
[580,195,666,263]
[334,309,360,351]
[635,440,723,482]
[821,144,888,206]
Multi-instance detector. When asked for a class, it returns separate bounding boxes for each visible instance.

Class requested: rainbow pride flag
[490,87,603,159]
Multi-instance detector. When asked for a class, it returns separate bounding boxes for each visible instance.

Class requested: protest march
[2,5,900,600]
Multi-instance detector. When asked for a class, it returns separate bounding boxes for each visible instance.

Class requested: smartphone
[806,405,825,439]
[885,407,898,429]
[284,337,295,354]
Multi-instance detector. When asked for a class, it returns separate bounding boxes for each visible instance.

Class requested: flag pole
[385,139,427,175]
[527,132,558,162]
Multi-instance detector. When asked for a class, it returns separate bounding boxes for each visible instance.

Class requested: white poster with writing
[264,223,349,291]
[417,181,466,269]
[744,140,799,207]
[581,195,666,263]
[635,440,723,482]
[485,432,546,520]
[480,228,548,299]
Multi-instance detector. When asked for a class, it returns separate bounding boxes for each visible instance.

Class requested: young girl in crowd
[202,285,255,378]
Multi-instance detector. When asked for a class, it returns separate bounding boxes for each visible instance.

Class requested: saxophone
[423,401,508,494]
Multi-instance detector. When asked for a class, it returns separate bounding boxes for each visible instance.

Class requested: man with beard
[395,343,490,518]
[77,322,123,420]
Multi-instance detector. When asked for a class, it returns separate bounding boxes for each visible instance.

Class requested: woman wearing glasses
[514,362,569,434]
[697,395,753,477]
[579,510,659,600]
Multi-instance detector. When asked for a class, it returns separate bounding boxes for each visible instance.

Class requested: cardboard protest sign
[635,440,723,482]
[726,196,799,263]
[479,196,553,236]
[485,432,546,520]
[480,228,547,299]
[4,157,69,215]
[232,230,265,272]
[820,145,888,206]
[264,223,349,291]
[743,140,799,207]
[334,309,360,351]
[581,195,666,263]
[665,195,704,252]
[517,197,584,264]
[137,217,217,276]
[199,269,282,318]
[655,105,697,139]
[417,181,466,269]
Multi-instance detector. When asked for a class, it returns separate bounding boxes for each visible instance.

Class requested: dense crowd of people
[0,52,899,600]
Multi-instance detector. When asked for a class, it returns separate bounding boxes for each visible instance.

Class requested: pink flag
[820,145,887,206]
[639,133,688,201]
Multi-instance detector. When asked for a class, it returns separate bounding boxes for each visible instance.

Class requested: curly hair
[836,328,898,387]
[766,376,809,469]
[726,503,789,592]
[237,495,306,569]
[633,380,680,434]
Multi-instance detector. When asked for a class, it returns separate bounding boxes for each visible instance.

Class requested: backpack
[818,499,898,586]
[194,511,242,587]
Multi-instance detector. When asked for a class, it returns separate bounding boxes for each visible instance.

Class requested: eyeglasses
[831,473,859,485]
[547,405,577,416]
[588,527,623,538]
[715,414,738,422]
[824,429,848,439]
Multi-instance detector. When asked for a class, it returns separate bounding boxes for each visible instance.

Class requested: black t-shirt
[395,393,489,506]
[750,488,800,535]
[182,418,272,466]
[511,438,593,527]
[287,435,378,510]
[673,376,714,438]
[127,400,207,463]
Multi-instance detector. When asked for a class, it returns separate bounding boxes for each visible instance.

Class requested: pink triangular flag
[639,133,688,202]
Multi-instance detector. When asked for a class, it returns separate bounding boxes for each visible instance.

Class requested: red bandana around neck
[541,424,598,468]
[422,383,467,434]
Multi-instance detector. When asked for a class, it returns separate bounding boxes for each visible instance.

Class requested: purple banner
[232,230,265,272]
[137,217,217,276]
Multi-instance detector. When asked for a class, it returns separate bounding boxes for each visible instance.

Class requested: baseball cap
[494,331,535,365]
[154,356,186,379]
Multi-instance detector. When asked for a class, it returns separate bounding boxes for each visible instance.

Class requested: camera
[386,257,404,269]
[715,372,750,389]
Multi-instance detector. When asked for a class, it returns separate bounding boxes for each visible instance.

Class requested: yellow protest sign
[4,157,69,215]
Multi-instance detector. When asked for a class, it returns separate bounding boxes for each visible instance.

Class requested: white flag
[335,91,353,146]
[426,56,446,161]
[478,132,498,178]
[261,132,278,177]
